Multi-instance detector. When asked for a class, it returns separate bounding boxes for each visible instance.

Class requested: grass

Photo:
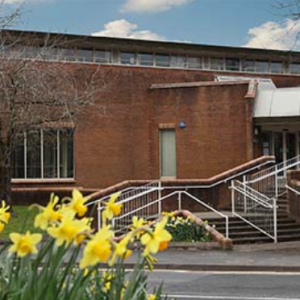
[1,205,42,239]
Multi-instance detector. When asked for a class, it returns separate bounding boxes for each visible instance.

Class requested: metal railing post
[225,216,229,239]
[231,181,235,214]
[273,197,277,243]
[243,175,247,212]
[97,201,101,231]
[158,181,162,215]
[275,165,278,199]
[178,192,182,210]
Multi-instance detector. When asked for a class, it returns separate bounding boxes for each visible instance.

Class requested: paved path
[147,270,300,300]
[125,244,300,272]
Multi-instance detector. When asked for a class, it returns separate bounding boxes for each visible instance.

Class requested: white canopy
[254,85,300,118]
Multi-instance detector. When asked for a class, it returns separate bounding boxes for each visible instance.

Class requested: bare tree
[0,27,114,206]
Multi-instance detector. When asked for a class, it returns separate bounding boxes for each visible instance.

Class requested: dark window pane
[43,129,58,178]
[290,63,300,74]
[21,46,39,59]
[27,130,41,178]
[120,52,136,65]
[12,135,25,179]
[210,58,224,70]
[155,54,170,67]
[57,48,76,62]
[94,50,111,63]
[170,56,187,68]
[138,53,153,66]
[40,47,58,61]
[270,61,283,74]
[256,61,269,73]
[262,132,272,156]
[242,60,255,72]
[225,58,240,71]
[187,57,202,69]
[77,49,94,62]
[60,129,74,178]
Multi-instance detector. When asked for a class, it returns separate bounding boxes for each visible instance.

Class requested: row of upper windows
[2,45,300,75]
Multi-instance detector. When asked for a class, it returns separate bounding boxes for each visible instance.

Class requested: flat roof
[2,29,300,61]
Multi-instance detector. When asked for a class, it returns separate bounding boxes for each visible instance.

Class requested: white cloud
[92,19,165,41]
[244,19,300,50]
[122,0,193,13]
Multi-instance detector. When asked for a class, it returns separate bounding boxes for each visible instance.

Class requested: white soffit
[254,87,300,118]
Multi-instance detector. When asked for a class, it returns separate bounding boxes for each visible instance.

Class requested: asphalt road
[147,270,300,300]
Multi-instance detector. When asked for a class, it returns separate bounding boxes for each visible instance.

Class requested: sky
[3,0,300,51]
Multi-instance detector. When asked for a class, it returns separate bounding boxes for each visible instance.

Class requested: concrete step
[216,222,300,233]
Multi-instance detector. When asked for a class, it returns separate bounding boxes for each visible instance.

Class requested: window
[57,48,76,62]
[187,57,202,69]
[77,49,94,62]
[155,54,170,67]
[120,52,136,65]
[270,61,283,74]
[138,53,154,66]
[12,128,74,179]
[225,58,240,71]
[255,61,270,73]
[290,63,300,74]
[94,50,111,64]
[242,60,255,72]
[40,47,58,61]
[170,55,187,68]
[210,57,225,70]
[262,132,272,156]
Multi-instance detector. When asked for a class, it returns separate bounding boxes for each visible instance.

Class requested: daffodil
[0,222,5,234]
[109,234,132,266]
[65,189,90,217]
[0,200,11,224]
[141,217,172,256]
[148,294,157,300]
[47,212,91,247]
[102,192,122,220]
[34,194,62,230]
[79,225,114,269]
[131,216,146,238]
[9,231,42,257]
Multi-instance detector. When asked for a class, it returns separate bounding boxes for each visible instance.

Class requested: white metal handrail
[247,155,300,184]
[98,190,229,238]
[231,180,277,242]
[233,180,274,206]
[87,181,160,207]
[286,184,300,195]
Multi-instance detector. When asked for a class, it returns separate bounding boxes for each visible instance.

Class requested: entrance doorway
[262,130,299,164]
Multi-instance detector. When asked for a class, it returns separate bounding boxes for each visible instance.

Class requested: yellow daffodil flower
[102,192,122,220]
[66,189,90,217]
[131,216,146,238]
[34,194,62,230]
[109,234,132,266]
[79,225,114,269]
[0,200,11,224]
[141,217,172,256]
[131,216,145,229]
[9,231,42,257]
[47,212,90,247]
[0,222,5,234]
[148,294,157,300]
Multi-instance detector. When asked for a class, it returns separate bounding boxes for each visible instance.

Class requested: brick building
[4,30,300,206]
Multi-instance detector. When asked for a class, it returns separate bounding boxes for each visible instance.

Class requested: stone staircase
[207,194,300,244]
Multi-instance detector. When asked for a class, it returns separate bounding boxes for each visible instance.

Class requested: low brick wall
[287,170,300,223]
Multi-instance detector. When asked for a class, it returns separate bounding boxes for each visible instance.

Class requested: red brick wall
[11,63,300,194]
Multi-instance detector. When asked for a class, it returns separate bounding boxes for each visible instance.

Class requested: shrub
[164,214,211,243]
